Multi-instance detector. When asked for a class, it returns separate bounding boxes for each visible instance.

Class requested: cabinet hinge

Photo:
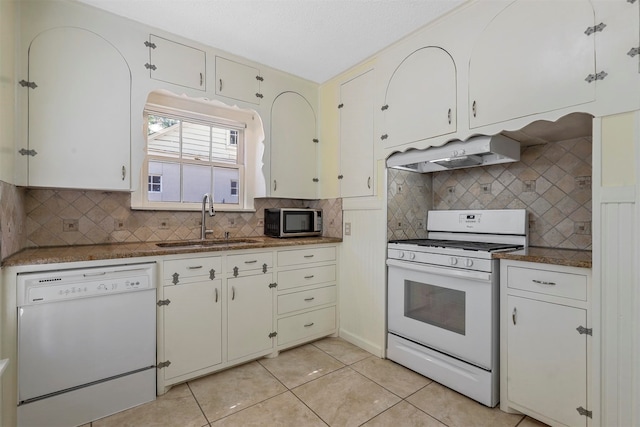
[312,138,319,143]
[145,63,157,71]
[172,272,180,285]
[313,178,319,182]
[381,104,389,111]
[269,282,277,288]
[380,134,389,140]
[144,41,157,49]
[262,263,268,273]
[585,71,607,83]
[255,93,264,99]
[156,360,171,369]
[584,22,606,36]
[268,332,278,338]
[576,406,593,418]
[18,148,37,157]
[19,80,37,89]
[628,0,637,4]
[233,266,239,277]
[628,47,640,57]
[338,174,344,179]
[338,103,344,109]
[209,269,216,280]
[255,75,264,81]
[157,299,171,306]
[576,325,592,336]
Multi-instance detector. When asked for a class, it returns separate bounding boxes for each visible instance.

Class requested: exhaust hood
[386,134,521,173]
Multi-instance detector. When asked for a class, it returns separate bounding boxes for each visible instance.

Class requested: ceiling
[75,0,466,83]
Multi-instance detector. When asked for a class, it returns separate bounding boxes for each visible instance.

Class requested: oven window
[404,280,466,335]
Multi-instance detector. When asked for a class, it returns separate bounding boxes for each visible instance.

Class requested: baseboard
[338,329,385,358]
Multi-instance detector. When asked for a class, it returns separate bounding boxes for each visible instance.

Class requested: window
[148,175,162,193]
[229,129,238,145]
[230,179,238,196]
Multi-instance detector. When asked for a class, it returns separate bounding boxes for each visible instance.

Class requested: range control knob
[409,252,416,260]
[465,259,474,267]
[450,257,458,265]
[398,251,405,259]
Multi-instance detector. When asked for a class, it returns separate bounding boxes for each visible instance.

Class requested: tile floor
[89,337,548,427]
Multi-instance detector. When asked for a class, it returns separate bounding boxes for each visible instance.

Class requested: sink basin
[156,239,259,249]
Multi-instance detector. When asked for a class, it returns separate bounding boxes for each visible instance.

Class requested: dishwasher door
[17,263,156,403]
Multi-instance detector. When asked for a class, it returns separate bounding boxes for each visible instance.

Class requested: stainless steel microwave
[264,208,322,238]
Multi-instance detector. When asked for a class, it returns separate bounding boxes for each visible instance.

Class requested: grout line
[186,381,211,425]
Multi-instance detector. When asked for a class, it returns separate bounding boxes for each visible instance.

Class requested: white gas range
[386,209,528,407]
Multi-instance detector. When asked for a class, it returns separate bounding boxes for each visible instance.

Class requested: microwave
[264,208,323,238]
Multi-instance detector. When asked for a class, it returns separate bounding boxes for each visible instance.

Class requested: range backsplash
[388,136,592,250]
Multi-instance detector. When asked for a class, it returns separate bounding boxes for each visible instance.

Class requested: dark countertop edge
[1,237,343,268]
[493,246,592,269]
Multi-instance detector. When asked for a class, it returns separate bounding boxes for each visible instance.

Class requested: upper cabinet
[215,56,263,105]
[23,27,131,190]
[146,35,206,91]
[270,92,318,199]
[468,0,596,129]
[380,47,457,148]
[339,70,375,197]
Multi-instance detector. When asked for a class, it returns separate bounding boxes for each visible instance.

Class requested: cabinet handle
[532,279,556,286]
[512,307,517,325]
[472,101,477,118]
[304,254,314,258]
[219,78,223,91]
[214,288,218,303]
[367,176,371,189]
[304,275,315,279]
[121,166,126,181]
[200,73,203,86]
[273,180,277,191]
[187,265,203,270]
[244,260,258,264]
[448,108,452,124]
[304,297,315,301]
[304,322,315,327]
[231,286,235,301]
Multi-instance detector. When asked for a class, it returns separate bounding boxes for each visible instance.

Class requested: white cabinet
[380,47,456,148]
[270,91,318,199]
[24,27,131,190]
[339,69,375,197]
[469,0,596,129]
[147,35,206,91]
[275,245,337,350]
[500,260,593,427]
[215,56,262,104]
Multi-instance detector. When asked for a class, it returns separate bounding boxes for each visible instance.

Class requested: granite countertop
[493,246,592,269]
[1,236,343,268]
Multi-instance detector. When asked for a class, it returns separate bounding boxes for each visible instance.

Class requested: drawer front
[277,265,336,290]
[507,266,587,300]
[278,286,336,315]
[163,257,222,283]
[277,306,336,346]
[278,246,336,267]
[226,252,273,273]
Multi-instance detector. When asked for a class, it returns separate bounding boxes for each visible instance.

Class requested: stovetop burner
[389,239,523,252]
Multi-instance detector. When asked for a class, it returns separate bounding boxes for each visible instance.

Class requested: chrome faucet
[201,193,215,240]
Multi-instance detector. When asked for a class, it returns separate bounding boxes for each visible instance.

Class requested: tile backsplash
[0,181,26,261]
[388,136,592,250]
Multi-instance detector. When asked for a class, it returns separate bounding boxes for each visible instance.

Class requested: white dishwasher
[17,262,157,427]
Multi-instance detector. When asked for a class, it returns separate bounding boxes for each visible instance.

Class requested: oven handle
[386,259,492,282]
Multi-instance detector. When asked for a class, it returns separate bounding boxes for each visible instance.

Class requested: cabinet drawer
[278,246,336,266]
[278,286,336,315]
[226,252,273,274]
[163,257,222,284]
[277,306,336,346]
[277,265,336,290]
[507,266,587,301]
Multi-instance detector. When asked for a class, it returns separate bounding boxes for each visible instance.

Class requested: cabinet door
[163,280,222,380]
[339,70,374,197]
[149,35,206,91]
[270,92,318,199]
[27,27,131,190]
[507,295,587,427]
[227,274,273,360]
[381,47,456,148]
[215,56,261,104]
[469,0,595,129]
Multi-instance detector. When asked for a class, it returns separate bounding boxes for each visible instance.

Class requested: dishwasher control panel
[17,263,155,306]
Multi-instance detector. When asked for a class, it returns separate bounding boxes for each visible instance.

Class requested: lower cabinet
[500,260,592,427]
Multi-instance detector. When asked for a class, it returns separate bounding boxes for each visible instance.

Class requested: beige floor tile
[259,343,345,388]
[518,416,551,427]
[362,401,446,427]
[406,382,525,427]
[189,361,287,423]
[210,391,326,427]
[92,383,208,427]
[312,337,372,365]
[293,367,401,427]
[351,356,432,398]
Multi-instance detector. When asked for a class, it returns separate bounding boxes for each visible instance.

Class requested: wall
[387,137,593,250]
[22,189,341,247]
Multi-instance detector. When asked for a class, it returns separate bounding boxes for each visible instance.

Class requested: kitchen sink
[156,239,259,249]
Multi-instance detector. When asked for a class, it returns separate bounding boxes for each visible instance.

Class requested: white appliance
[17,263,157,427]
[386,209,527,407]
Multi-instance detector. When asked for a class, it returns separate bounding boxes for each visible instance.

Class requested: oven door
[387,259,496,370]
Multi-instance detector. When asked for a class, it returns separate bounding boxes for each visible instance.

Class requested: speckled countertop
[1,236,343,267]
[493,246,592,269]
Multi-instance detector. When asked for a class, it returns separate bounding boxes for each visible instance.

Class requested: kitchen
[1,0,640,426]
